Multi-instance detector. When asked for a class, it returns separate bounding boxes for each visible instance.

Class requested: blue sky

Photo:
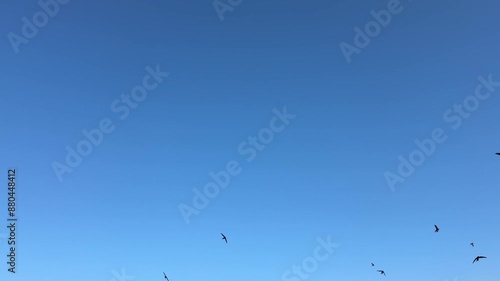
[1,0,500,280]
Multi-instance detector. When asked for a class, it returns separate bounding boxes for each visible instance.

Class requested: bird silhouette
[163,272,169,281]
[377,270,386,276]
[470,242,474,247]
[434,225,440,233]
[371,263,375,267]
[496,153,500,155]
[221,233,227,243]
[473,256,487,263]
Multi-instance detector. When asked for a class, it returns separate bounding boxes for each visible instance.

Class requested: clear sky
[1,0,500,280]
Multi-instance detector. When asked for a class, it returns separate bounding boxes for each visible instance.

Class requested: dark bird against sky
[371,263,375,267]
[470,242,474,247]
[434,225,440,233]
[221,233,227,243]
[473,256,487,263]
[163,272,169,281]
[377,270,386,276]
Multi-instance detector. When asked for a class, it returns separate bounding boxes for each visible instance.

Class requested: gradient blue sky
[1,0,500,280]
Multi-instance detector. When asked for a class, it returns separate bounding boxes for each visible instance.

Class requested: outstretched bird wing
[221,233,227,242]
[163,272,169,281]
[473,256,486,263]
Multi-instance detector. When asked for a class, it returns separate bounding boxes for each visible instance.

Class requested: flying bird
[473,256,487,263]
[377,270,386,276]
[470,242,474,247]
[371,263,375,267]
[163,272,169,281]
[221,233,227,243]
[434,225,440,233]
[496,153,500,155]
